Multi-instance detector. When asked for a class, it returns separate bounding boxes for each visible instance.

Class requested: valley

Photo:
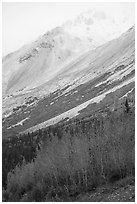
[2,7,135,202]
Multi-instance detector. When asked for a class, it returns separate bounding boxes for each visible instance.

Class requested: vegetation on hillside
[2,103,135,202]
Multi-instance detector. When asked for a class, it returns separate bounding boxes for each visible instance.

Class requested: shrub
[4,109,135,201]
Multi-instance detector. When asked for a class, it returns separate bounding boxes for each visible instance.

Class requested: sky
[2,2,135,56]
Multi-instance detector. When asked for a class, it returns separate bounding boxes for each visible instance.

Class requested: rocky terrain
[75,177,135,202]
[2,25,135,138]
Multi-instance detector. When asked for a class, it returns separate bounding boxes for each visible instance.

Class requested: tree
[125,98,130,113]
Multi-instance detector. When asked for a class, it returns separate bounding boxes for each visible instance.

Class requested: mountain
[3,9,134,96]
[2,27,91,95]
[2,10,135,138]
[63,9,134,45]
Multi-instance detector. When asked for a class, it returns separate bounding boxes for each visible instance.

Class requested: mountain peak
[2,8,134,95]
[63,9,134,45]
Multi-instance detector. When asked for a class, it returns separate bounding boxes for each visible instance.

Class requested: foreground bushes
[4,110,135,201]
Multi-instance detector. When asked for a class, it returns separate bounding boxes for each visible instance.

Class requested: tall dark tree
[125,98,130,113]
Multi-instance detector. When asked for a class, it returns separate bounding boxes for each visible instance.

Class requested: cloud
[93,11,107,20]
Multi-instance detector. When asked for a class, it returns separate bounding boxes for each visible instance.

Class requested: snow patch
[21,76,134,134]
[50,102,54,105]
[3,112,13,118]
[120,88,134,99]
[95,64,134,88]
[7,117,29,129]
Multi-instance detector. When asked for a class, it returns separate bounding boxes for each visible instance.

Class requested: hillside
[2,107,135,201]
[3,8,134,96]
[2,7,135,202]
[2,26,135,138]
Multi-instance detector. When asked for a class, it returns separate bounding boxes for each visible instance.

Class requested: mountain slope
[2,26,135,138]
[3,9,134,96]
[3,28,91,95]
